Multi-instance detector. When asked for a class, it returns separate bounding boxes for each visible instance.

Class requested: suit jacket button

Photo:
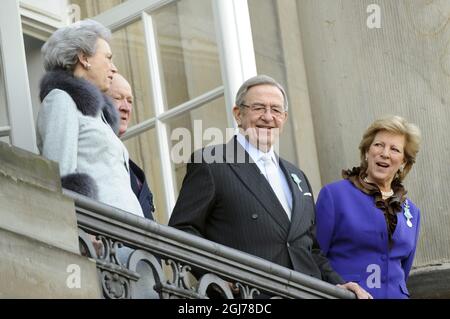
[286,242,290,247]
[251,214,258,220]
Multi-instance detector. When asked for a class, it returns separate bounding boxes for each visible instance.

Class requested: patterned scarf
[342,167,407,247]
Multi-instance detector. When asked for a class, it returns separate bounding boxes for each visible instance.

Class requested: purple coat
[316,179,420,299]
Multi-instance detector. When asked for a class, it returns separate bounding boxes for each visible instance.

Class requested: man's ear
[282,111,288,125]
[232,105,241,126]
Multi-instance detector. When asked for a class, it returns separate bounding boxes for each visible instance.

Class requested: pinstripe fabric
[169,137,343,284]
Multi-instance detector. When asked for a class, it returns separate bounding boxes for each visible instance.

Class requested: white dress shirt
[236,133,293,217]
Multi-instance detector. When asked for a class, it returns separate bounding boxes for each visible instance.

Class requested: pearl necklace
[381,190,394,198]
[364,177,393,198]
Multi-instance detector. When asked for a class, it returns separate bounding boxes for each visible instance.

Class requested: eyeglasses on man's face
[240,103,286,118]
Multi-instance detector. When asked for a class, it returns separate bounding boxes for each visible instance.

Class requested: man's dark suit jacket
[169,137,344,285]
[129,160,155,220]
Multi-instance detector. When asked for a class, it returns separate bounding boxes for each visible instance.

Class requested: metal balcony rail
[65,189,355,299]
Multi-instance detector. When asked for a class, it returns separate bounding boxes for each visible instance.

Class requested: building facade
[1,0,449,297]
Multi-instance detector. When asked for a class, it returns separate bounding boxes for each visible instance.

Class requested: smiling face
[365,130,406,191]
[79,38,117,92]
[107,74,133,136]
[232,84,288,152]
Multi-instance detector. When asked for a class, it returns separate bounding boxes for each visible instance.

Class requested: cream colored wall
[248,0,322,196]
[296,0,450,267]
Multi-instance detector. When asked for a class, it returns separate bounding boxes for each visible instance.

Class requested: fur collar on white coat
[39,69,121,200]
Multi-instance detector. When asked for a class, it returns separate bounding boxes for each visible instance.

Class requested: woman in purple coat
[316,115,421,299]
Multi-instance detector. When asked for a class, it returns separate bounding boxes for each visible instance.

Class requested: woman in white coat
[37,19,143,218]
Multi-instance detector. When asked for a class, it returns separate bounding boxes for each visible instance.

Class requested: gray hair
[42,19,111,72]
[235,74,289,111]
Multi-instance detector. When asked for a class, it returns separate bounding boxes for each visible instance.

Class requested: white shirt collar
[236,132,277,166]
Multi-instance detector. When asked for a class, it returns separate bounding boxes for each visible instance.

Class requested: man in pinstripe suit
[169,75,370,298]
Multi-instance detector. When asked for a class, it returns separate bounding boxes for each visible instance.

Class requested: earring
[400,164,405,173]
[85,63,91,70]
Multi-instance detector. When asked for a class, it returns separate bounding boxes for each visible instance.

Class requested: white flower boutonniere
[290,173,303,192]
[403,199,413,228]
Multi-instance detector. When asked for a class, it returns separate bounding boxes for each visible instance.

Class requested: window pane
[248,0,298,165]
[153,0,222,110]
[111,19,155,123]
[124,128,167,224]
[23,34,45,124]
[167,96,228,193]
[69,0,123,20]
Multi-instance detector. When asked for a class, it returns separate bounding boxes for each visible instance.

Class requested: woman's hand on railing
[337,282,373,299]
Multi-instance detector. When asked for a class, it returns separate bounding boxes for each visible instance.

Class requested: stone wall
[0,141,101,298]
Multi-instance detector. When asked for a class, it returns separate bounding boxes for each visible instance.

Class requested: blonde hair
[359,115,421,181]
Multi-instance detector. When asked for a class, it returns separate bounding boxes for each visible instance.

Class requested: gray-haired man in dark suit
[169,75,371,299]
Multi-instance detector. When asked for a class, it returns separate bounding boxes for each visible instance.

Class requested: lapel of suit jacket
[224,137,290,233]
[278,158,308,238]
[129,161,141,196]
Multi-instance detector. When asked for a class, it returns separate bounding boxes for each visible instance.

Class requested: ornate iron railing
[66,190,355,299]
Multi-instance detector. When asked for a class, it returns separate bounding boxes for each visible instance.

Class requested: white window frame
[212,0,256,126]
[94,0,256,217]
[0,0,37,153]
